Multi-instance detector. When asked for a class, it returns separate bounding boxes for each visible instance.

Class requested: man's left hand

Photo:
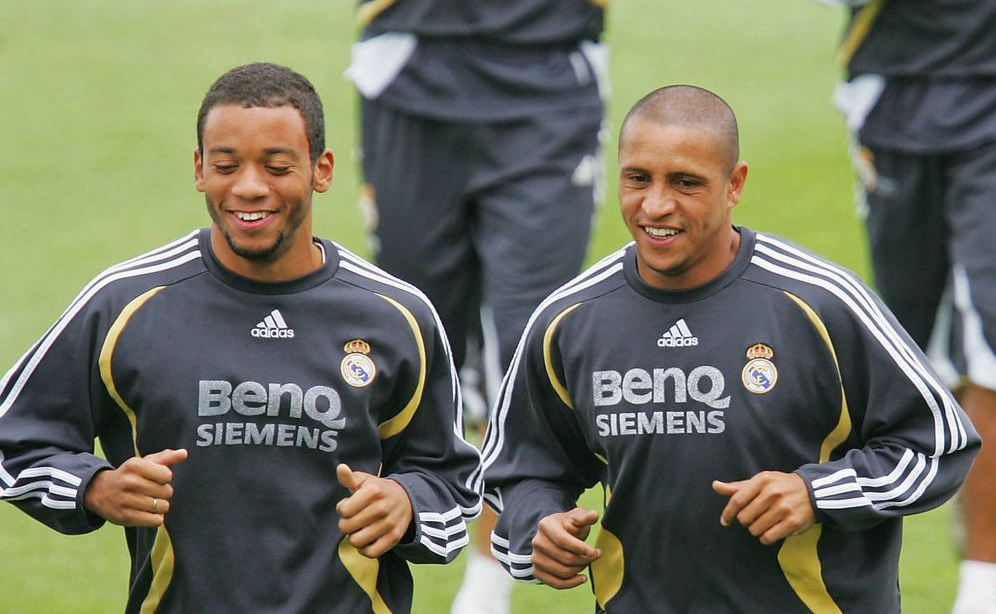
[712,471,816,545]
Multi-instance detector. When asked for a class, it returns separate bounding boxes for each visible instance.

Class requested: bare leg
[952,384,996,614]
[476,506,500,555]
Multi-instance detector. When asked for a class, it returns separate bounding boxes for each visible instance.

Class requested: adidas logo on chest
[658,318,698,348]
[251,309,295,339]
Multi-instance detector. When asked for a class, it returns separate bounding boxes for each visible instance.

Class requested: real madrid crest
[741,343,777,394]
[341,339,376,388]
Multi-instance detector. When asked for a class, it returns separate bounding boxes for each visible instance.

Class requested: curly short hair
[197,62,325,162]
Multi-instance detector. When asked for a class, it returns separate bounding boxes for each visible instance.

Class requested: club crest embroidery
[741,343,777,394]
[341,339,376,388]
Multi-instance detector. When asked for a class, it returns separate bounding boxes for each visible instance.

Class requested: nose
[232,165,268,200]
[641,186,676,217]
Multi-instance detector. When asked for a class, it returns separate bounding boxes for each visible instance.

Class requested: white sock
[450,550,514,614]
[952,560,996,614]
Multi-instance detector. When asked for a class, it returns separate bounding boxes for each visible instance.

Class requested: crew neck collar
[198,228,339,295]
[622,226,755,304]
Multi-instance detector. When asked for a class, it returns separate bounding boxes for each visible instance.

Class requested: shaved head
[620,85,740,171]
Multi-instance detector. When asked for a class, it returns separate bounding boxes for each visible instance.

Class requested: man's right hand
[531,507,602,589]
[84,448,188,527]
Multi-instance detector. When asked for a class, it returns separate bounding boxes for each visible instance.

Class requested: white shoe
[459,363,488,428]
[951,560,996,614]
[450,551,514,614]
[952,599,996,614]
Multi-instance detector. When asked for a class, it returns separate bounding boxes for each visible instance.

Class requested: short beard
[222,227,290,262]
[205,199,304,263]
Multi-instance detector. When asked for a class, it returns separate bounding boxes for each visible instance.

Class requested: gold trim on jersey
[776,292,853,614]
[339,537,395,614]
[543,303,606,465]
[543,303,582,410]
[99,286,165,457]
[98,286,177,614]
[357,0,401,27]
[589,482,622,608]
[375,294,426,439]
[140,527,177,614]
[591,525,624,610]
[837,0,889,69]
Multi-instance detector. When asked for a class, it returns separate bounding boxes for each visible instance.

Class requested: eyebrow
[262,147,300,158]
[620,166,707,179]
[206,146,301,158]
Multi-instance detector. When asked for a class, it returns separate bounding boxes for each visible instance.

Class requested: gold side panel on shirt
[784,293,853,465]
[837,0,889,68]
[140,527,177,614]
[776,291,853,614]
[99,286,165,457]
[591,525,624,610]
[543,303,582,410]
[778,527,840,614]
[357,0,401,27]
[339,538,394,614]
[375,294,426,440]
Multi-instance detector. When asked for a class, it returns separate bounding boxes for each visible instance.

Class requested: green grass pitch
[0,1,961,612]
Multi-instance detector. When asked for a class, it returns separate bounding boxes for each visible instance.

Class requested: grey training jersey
[358,0,604,44]
[356,0,605,121]
[0,229,482,614]
[840,0,996,151]
[843,0,996,78]
[482,227,979,613]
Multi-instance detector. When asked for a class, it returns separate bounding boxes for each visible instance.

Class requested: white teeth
[645,227,678,238]
[235,211,268,221]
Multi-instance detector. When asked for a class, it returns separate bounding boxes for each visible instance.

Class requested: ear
[194,149,205,193]
[727,161,748,208]
[312,149,335,193]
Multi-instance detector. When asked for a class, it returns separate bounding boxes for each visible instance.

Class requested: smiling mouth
[644,226,680,238]
[234,211,271,222]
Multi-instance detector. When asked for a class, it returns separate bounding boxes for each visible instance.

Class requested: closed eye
[672,174,706,190]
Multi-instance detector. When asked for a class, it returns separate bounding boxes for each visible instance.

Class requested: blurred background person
[824,1,996,612]
[347,2,608,613]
